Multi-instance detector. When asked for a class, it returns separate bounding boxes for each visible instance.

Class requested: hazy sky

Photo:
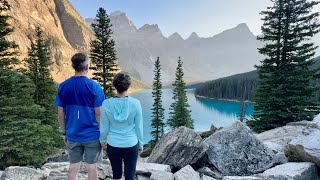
[70,0,320,38]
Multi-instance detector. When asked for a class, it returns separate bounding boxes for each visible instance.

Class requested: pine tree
[168,57,193,129]
[151,57,165,142]
[90,7,119,98]
[0,0,19,70]
[24,27,63,148]
[0,70,55,169]
[238,87,247,122]
[250,0,320,132]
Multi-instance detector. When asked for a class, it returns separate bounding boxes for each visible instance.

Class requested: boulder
[202,175,217,180]
[222,176,262,180]
[0,166,46,180]
[287,131,320,168]
[256,120,319,153]
[174,165,201,180]
[0,172,2,178]
[147,127,208,170]
[136,162,171,175]
[150,170,174,180]
[260,162,318,180]
[204,121,275,176]
[197,167,223,179]
[137,175,150,180]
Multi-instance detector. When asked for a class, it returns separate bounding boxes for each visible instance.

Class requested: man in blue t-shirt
[54,53,105,180]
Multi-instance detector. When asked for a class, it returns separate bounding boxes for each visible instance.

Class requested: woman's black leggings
[107,144,139,180]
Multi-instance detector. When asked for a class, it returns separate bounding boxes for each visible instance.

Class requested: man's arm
[57,107,66,133]
[95,107,101,125]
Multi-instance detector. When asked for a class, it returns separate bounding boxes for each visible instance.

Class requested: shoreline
[195,94,254,104]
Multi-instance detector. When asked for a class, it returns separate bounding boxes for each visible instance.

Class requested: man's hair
[71,53,89,72]
[113,72,131,93]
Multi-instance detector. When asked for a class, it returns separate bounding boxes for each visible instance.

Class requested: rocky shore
[2,115,320,180]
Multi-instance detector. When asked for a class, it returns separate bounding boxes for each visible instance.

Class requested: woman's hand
[139,149,143,155]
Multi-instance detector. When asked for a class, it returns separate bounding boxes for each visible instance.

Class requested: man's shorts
[66,139,102,164]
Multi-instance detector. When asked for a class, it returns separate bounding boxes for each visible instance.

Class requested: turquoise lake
[130,88,254,142]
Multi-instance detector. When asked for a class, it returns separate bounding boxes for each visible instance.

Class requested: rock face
[204,121,275,176]
[0,166,46,180]
[222,177,262,180]
[261,162,318,180]
[256,120,319,153]
[7,0,93,83]
[147,127,209,170]
[287,130,320,168]
[174,165,201,180]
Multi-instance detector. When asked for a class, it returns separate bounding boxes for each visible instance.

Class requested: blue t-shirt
[54,76,105,142]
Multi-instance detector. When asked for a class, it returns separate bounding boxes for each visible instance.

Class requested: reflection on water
[130,88,254,142]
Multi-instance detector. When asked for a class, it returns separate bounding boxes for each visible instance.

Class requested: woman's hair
[113,72,131,93]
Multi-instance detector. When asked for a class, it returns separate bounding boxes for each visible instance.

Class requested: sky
[70,0,320,39]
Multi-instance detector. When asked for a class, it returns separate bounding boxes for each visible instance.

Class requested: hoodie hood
[110,97,130,122]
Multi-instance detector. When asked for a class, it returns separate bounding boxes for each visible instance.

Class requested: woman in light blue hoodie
[100,72,143,180]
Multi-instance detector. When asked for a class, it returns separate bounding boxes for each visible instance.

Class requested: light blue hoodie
[99,96,144,150]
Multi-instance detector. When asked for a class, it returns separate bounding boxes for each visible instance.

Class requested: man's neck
[74,71,87,77]
[116,91,128,97]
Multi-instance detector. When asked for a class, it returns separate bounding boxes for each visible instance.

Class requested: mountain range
[5,1,320,85]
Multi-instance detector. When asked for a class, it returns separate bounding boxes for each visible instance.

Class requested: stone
[273,152,288,165]
[287,130,320,168]
[222,176,262,180]
[0,172,2,179]
[256,120,319,153]
[150,170,174,180]
[204,121,275,176]
[202,175,217,180]
[148,127,208,171]
[174,165,201,180]
[197,167,223,179]
[136,162,171,175]
[137,175,150,180]
[0,166,46,180]
[261,162,318,180]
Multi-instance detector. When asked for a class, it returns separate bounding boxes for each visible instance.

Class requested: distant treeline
[195,56,320,102]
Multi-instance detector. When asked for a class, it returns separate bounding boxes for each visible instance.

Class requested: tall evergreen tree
[151,57,165,142]
[90,7,119,98]
[0,0,19,70]
[250,0,320,132]
[168,57,193,129]
[24,27,62,147]
[238,87,247,122]
[0,70,55,169]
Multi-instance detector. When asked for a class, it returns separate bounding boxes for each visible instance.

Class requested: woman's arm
[99,105,109,145]
[135,102,144,150]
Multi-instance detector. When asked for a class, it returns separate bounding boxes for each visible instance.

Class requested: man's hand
[63,136,67,144]
[101,143,107,149]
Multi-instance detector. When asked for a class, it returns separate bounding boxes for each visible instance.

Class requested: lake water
[130,88,254,142]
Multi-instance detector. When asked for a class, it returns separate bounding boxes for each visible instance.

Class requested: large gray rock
[287,131,320,168]
[147,127,208,170]
[136,162,171,176]
[197,167,223,179]
[256,120,319,153]
[222,177,262,180]
[0,172,2,179]
[0,166,46,180]
[150,170,174,180]
[174,165,201,180]
[261,162,318,180]
[204,121,275,176]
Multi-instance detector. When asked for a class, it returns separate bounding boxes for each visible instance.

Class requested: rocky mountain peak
[187,32,200,41]
[138,24,163,36]
[109,11,137,33]
[169,32,184,41]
